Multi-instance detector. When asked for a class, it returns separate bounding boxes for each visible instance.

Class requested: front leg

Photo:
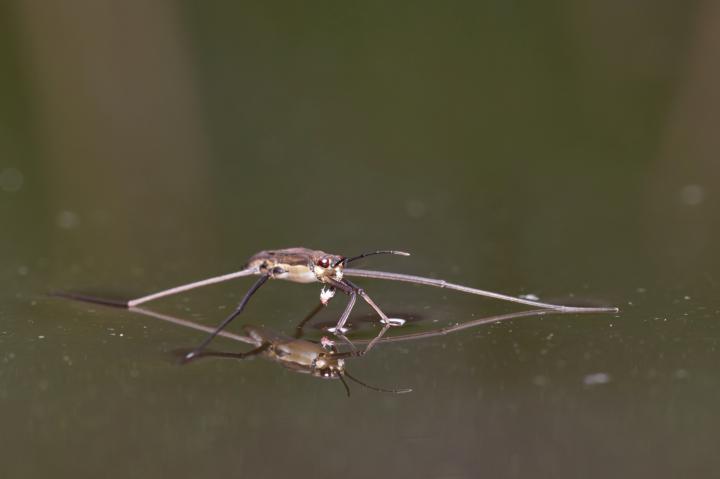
[330,289,356,333]
[343,278,406,327]
[324,278,357,333]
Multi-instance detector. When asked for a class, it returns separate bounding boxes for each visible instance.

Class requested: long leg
[184,274,270,360]
[333,321,393,360]
[343,268,619,313]
[127,267,259,307]
[351,307,613,347]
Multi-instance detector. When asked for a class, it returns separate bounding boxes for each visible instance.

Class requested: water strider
[83,247,619,361]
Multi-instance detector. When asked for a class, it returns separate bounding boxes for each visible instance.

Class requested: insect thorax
[246,248,344,283]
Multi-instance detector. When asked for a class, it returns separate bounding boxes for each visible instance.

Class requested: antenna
[343,371,412,394]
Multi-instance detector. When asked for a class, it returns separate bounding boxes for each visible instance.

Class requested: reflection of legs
[185,274,270,360]
[293,302,326,339]
[334,321,392,359]
[181,344,270,364]
[334,333,358,353]
[361,323,392,354]
[355,323,392,356]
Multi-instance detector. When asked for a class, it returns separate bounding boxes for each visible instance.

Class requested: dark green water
[2,2,719,478]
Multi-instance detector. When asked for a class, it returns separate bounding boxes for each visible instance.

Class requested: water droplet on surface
[0,168,23,192]
[56,210,80,229]
[583,372,611,386]
[679,184,704,206]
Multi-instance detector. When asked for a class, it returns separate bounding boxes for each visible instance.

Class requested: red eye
[317,257,330,268]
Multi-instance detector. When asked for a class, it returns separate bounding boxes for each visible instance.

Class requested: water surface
[1,2,719,478]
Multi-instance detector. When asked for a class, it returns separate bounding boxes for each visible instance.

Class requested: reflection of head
[310,354,345,379]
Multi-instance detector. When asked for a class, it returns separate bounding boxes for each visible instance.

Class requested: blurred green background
[1,1,719,478]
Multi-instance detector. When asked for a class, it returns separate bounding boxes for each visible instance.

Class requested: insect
[106,247,618,361]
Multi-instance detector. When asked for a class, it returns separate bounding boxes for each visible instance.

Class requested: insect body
[246,248,345,284]
[128,247,409,360]
[185,325,409,395]
[243,325,347,379]
[112,247,617,361]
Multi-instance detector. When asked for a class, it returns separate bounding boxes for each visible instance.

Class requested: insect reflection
[133,304,407,396]
[125,305,603,396]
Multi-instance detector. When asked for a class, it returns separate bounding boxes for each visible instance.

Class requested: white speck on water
[583,372,611,386]
[405,199,427,218]
[533,375,548,386]
[684,296,691,300]
[679,184,705,206]
[119,333,124,337]
[0,168,24,192]
[520,293,540,301]
[37,335,45,339]
[56,210,80,229]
